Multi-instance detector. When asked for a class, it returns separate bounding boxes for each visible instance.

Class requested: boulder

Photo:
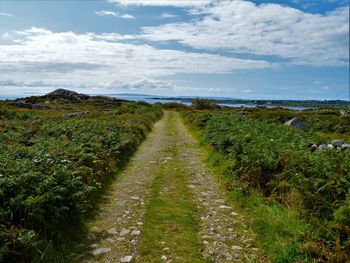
[341,144,350,150]
[284,117,309,131]
[318,144,327,150]
[44,88,90,102]
[64,111,90,118]
[331,139,344,147]
[310,144,318,151]
[327,144,335,150]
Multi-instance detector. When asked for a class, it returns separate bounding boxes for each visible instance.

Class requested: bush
[183,110,350,260]
[191,98,220,110]
[0,103,162,262]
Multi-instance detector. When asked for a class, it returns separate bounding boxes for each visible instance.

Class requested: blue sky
[0,0,349,100]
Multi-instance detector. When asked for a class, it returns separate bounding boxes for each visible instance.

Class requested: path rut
[74,111,264,263]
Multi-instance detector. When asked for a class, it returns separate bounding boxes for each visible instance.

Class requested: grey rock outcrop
[64,111,90,118]
[43,88,90,102]
[311,139,349,152]
[331,139,344,147]
[284,117,309,131]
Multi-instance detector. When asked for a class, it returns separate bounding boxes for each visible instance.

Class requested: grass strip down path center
[139,112,206,263]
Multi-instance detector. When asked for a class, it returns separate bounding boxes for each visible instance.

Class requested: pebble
[106,238,114,243]
[119,229,130,236]
[107,227,118,234]
[219,205,231,209]
[120,255,133,262]
[131,230,140,236]
[92,247,111,256]
[161,255,167,261]
[232,245,243,250]
[90,226,101,232]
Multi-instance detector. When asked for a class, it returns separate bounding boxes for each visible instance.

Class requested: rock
[44,88,90,102]
[92,247,111,256]
[331,139,344,147]
[119,228,130,237]
[340,109,348,115]
[7,101,51,110]
[310,144,318,151]
[284,117,309,131]
[131,230,140,236]
[105,238,114,243]
[90,226,101,233]
[130,195,140,200]
[327,144,335,149]
[219,205,231,209]
[161,255,167,261]
[215,199,225,204]
[318,144,327,150]
[120,255,133,262]
[64,111,90,118]
[232,245,243,250]
[230,212,238,216]
[107,228,118,234]
[91,243,99,248]
[341,144,350,150]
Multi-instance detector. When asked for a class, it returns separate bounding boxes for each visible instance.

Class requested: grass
[139,111,206,263]
[185,118,312,263]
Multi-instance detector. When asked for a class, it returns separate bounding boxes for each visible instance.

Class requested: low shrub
[183,110,350,261]
[0,103,162,262]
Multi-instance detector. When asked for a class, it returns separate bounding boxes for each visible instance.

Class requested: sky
[0,0,349,100]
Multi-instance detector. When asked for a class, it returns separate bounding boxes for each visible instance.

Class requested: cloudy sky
[0,0,349,100]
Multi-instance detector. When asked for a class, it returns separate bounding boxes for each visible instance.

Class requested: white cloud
[313,80,323,85]
[141,0,349,67]
[108,0,211,7]
[95,10,135,19]
[119,14,135,19]
[0,12,13,16]
[0,27,273,93]
[113,78,177,91]
[161,12,177,18]
[95,10,119,17]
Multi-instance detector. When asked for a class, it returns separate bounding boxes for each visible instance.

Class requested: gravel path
[175,114,262,262]
[73,111,264,263]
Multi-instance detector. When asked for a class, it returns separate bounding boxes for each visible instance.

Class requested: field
[1,94,349,263]
[0,97,162,262]
[183,106,350,262]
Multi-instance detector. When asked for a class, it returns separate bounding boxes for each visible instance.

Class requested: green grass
[139,112,206,263]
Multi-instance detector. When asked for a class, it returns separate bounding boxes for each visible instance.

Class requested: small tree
[191,98,219,110]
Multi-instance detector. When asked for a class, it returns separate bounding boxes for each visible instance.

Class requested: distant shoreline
[1,93,349,109]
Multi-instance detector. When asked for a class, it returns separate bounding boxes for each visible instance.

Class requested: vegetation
[139,114,203,262]
[0,100,162,262]
[183,108,350,262]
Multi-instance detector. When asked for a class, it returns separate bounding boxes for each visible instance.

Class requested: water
[0,93,310,110]
[108,94,189,105]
